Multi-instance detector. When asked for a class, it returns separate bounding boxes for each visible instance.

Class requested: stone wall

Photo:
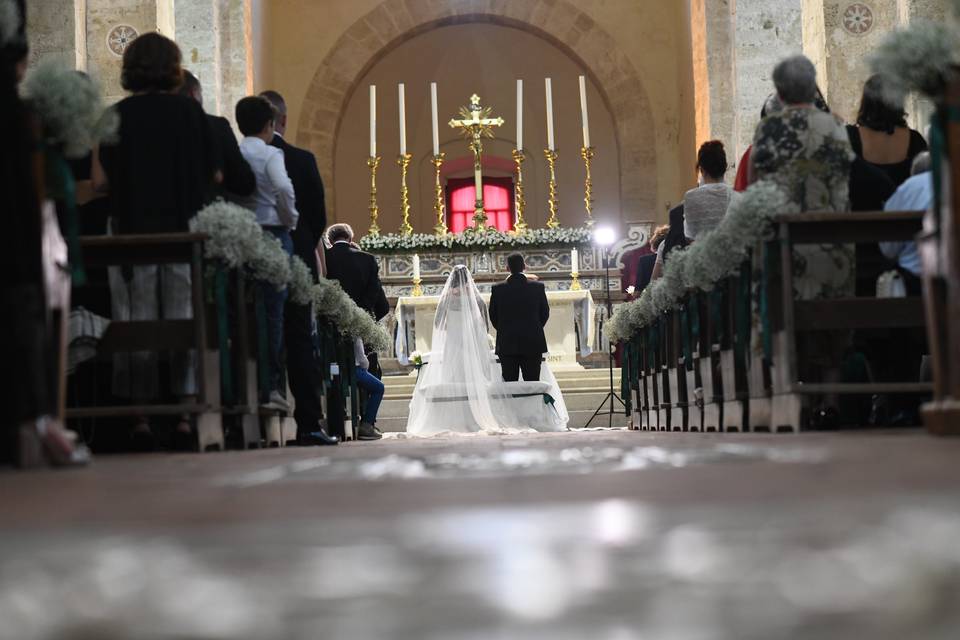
[25,0,76,68]
[26,0,251,128]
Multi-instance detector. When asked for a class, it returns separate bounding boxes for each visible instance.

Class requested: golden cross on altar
[448,94,504,231]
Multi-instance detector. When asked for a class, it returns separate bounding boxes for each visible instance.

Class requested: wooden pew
[767,211,929,431]
[67,233,224,451]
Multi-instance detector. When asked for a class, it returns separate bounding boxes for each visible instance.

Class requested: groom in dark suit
[489,254,550,382]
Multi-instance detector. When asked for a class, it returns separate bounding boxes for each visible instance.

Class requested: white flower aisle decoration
[20,61,119,158]
[191,201,388,348]
[608,181,793,343]
[287,256,314,306]
[250,233,292,290]
[311,278,390,351]
[869,20,960,101]
[190,201,263,268]
[359,226,592,253]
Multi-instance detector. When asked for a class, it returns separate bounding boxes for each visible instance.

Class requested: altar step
[375,367,623,432]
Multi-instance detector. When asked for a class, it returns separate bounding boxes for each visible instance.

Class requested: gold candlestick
[397,152,413,236]
[412,276,423,297]
[367,156,381,236]
[432,152,448,236]
[511,149,528,234]
[544,148,560,229]
[581,146,595,229]
[570,271,582,291]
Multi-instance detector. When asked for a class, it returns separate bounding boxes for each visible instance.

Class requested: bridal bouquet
[410,351,424,369]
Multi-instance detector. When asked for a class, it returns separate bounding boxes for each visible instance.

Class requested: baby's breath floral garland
[192,201,389,348]
[608,181,795,342]
[20,61,119,158]
[359,226,592,253]
[869,20,960,102]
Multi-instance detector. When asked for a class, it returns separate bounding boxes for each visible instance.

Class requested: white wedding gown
[405,266,569,436]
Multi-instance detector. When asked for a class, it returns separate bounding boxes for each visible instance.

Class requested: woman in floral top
[751,55,856,301]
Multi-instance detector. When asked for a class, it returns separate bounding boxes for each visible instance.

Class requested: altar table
[394,290,595,371]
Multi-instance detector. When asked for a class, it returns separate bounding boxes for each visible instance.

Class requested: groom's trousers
[500,356,541,382]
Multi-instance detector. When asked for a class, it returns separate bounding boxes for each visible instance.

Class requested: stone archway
[295,0,658,224]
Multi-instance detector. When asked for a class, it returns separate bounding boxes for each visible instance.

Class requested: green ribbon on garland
[43,148,86,286]
[213,266,233,407]
[254,286,270,399]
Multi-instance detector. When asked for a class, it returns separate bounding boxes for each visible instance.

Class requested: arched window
[446,177,515,233]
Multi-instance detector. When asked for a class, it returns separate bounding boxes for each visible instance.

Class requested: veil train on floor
[405,266,568,436]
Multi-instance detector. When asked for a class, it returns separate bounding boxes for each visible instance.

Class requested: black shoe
[297,430,339,446]
[357,422,383,441]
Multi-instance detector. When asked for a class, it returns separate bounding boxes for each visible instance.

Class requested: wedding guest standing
[848,74,928,190]
[684,140,732,240]
[179,70,255,200]
[259,89,337,446]
[95,33,217,450]
[235,96,299,414]
[751,55,856,426]
[325,223,387,442]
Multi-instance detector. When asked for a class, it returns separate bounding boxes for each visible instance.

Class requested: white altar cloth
[394,290,595,371]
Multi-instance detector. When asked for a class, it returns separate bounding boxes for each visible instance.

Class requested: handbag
[876,270,907,299]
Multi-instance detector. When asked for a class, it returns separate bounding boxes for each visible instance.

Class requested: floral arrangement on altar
[608,181,795,342]
[359,226,592,253]
[191,201,390,349]
[20,61,119,158]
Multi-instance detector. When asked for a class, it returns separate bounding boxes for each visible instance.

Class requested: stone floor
[4,429,960,639]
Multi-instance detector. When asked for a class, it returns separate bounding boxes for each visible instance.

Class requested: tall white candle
[398,83,407,156]
[545,77,555,151]
[430,82,439,156]
[571,248,579,276]
[516,79,523,151]
[369,85,376,158]
[412,254,420,280]
[578,75,591,148]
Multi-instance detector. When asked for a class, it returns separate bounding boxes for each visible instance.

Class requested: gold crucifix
[449,94,504,231]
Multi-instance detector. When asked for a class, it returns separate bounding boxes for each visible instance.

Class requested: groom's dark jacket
[489,273,549,356]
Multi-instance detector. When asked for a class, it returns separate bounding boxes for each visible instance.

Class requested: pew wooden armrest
[794,298,926,331]
[772,211,924,244]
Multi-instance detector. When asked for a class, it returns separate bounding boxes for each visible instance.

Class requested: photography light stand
[584,241,626,429]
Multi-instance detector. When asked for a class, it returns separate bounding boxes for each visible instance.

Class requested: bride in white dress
[405,266,569,436]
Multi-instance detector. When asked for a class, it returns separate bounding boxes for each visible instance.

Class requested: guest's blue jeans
[355,367,384,424]
[261,227,293,397]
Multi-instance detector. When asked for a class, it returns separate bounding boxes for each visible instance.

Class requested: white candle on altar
[412,254,421,280]
[516,79,523,151]
[430,82,439,157]
[545,77,555,151]
[578,75,591,149]
[398,83,407,156]
[369,85,376,158]
[571,248,579,276]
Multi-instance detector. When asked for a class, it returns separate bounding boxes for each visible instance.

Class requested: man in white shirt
[881,152,932,295]
[236,96,300,414]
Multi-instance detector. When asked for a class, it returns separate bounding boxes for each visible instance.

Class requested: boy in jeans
[235,96,299,411]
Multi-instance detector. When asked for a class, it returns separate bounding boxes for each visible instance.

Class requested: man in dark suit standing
[489,254,550,382]
[324,223,388,441]
[325,223,389,321]
[259,90,337,446]
[179,71,255,199]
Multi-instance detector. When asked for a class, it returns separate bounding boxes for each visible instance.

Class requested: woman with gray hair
[750,55,858,428]
[750,54,856,300]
